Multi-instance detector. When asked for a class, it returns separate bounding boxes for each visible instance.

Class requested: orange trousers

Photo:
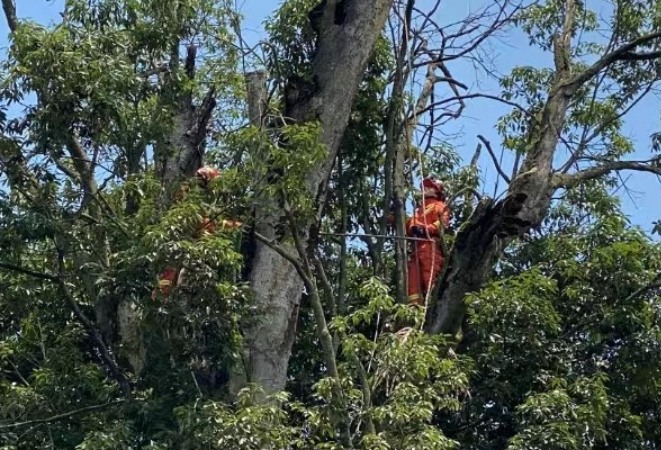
[407,240,443,306]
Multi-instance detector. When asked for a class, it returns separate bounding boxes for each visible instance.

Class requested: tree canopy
[1,0,661,449]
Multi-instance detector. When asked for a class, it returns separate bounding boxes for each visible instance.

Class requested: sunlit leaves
[508,374,609,450]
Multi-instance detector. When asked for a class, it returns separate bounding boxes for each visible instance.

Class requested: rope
[403,9,437,324]
[319,231,438,242]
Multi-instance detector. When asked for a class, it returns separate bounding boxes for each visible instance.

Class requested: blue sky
[1,0,659,233]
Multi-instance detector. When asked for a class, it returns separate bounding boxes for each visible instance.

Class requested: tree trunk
[238,0,394,397]
[116,44,217,375]
[154,45,217,200]
[424,14,580,335]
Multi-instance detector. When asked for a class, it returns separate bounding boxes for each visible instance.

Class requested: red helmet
[195,166,220,186]
[421,177,444,195]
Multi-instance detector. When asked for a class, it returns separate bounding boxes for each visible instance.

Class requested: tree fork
[424,0,661,337]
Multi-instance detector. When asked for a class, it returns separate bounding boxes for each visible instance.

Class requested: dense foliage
[1,0,661,449]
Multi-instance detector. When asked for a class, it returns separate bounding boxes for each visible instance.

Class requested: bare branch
[477,134,511,184]
[413,92,531,119]
[553,159,661,189]
[245,71,269,127]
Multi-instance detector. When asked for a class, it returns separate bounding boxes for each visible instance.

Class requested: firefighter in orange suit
[406,177,450,306]
[152,166,242,300]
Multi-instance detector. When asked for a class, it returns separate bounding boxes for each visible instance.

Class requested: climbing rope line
[403,11,439,329]
[319,231,433,242]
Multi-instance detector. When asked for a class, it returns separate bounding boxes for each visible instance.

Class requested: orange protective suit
[155,268,179,298]
[152,166,242,300]
[406,179,450,306]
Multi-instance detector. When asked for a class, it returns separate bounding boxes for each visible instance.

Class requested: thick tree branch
[617,50,661,61]
[553,160,661,189]
[1,0,17,32]
[425,0,578,336]
[242,0,394,398]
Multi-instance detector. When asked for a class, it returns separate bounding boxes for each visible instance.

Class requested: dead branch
[412,92,531,120]
[477,134,511,184]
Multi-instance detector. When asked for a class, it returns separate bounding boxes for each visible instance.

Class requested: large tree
[1,0,661,449]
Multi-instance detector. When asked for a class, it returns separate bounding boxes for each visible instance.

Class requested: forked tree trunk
[235,0,394,397]
[425,26,576,335]
[425,7,661,335]
[117,44,217,375]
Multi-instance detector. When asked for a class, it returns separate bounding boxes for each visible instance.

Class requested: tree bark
[154,45,217,200]
[239,0,394,397]
[1,0,17,33]
[229,70,270,397]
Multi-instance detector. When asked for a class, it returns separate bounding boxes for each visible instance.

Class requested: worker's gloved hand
[410,225,426,237]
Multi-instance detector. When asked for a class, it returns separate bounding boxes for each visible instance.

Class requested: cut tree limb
[478,134,511,184]
[155,44,217,194]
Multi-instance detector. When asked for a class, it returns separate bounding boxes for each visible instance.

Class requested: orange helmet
[421,177,444,196]
[195,166,220,187]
